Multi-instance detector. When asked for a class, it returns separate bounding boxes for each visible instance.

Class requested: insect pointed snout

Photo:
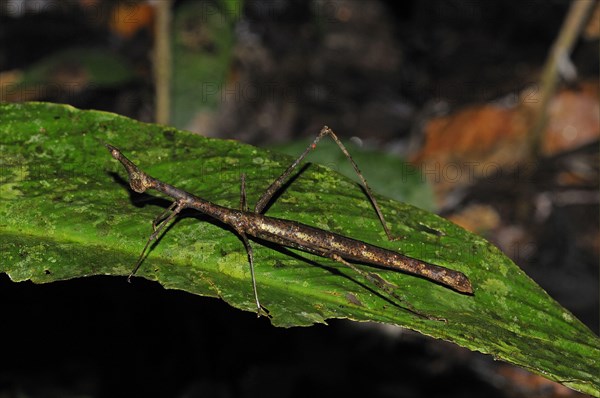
[104,143,120,160]
[106,144,154,193]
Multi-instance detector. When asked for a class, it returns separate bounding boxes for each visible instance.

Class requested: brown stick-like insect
[107,126,472,318]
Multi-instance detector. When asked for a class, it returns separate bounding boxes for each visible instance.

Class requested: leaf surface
[1,102,598,395]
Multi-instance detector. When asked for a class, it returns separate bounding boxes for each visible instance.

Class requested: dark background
[1,1,597,397]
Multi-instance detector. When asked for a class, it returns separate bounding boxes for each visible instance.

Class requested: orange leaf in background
[412,80,599,202]
[0,70,25,102]
[542,81,599,156]
[411,103,529,201]
[109,1,155,39]
[446,204,501,234]
[583,1,600,39]
[496,365,585,397]
[413,104,527,164]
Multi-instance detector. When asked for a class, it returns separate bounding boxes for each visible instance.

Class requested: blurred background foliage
[0,1,598,397]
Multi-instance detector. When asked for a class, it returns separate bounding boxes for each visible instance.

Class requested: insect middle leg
[254,126,401,241]
[235,229,269,317]
[240,173,248,212]
[238,172,269,317]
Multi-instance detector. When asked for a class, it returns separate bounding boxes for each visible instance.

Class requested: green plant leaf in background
[170,1,238,129]
[272,140,436,212]
[1,48,135,102]
[0,103,598,395]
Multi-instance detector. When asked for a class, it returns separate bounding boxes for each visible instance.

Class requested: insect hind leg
[328,253,445,322]
[254,126,401,241]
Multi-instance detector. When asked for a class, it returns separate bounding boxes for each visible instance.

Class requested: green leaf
[0,102,598,395]
[272,140,436,212]
[170,1,237,129]
[17,47,134,88]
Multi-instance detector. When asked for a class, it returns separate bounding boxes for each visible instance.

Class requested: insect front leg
[128,200,187,282]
